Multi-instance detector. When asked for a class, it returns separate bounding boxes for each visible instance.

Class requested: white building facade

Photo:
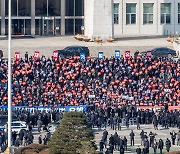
[0,0,180,38]
[85,0,180,39]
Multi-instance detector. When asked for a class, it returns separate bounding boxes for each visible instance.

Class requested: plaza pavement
[30,124,180,154]
[2,124,179,154]
[93,124,180,154]
[0,35,173,58]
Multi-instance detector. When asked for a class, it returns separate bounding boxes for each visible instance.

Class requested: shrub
[49,112,97,154]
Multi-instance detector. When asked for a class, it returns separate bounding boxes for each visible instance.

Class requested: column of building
[61,0,65,35]
[1,0,5,35]
[31,0,35,36]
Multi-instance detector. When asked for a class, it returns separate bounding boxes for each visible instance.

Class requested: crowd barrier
[121,118,137,126]
[0,105,87,112]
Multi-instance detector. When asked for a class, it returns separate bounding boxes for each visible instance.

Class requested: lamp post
[8,0,12,150]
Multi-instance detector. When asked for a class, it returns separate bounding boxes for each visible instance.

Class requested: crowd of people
[0,53,179,153]
[0,108,62,152]
[0,54,179,107]
[98,129,180,154]
[86,105,180,130]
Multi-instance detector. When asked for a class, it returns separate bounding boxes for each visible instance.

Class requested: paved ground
[93,124,180,154]
[2,124,179,154]
[0,35,173,58]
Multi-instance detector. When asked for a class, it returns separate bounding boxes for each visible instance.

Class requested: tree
[49,112,97,154]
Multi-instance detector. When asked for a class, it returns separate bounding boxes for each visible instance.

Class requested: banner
[146,51,152,58]
[53,50,58,60]
[115,50,120,58]
[125,50,130,59]
[0,105,87,113]
[34,51,40,60]
[14,52,20,61]
[137,106,180,111]
[98,51,104,60]
[80,52,85,61]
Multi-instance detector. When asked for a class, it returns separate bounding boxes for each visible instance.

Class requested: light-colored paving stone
[0,35,173,58]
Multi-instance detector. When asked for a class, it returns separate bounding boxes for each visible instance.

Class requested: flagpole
[8,0,12,150]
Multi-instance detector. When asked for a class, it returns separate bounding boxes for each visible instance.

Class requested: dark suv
[58,46,90,58]
[151,47,176,58]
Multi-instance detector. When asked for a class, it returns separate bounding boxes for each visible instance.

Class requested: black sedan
[58,46,90,58]
[151,47,176,58]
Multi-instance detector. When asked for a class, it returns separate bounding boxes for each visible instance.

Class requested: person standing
[125,114,129,128]
[43,135,48,145]
[129,130,135,146]
[19,129,24,145]
[123,136,127,151]
[120,145,124,154]
[0,133,3,153]
[136,146,141,154]
[113,116,117,130]
[136,115,141,130]
[102,129,108,148]
[109,144,114,154]
[25,52,28,62]
[140,130,145,145]
[170,130,177,145]
[143,138,150,154]
[165,138,171,152]
[149,131,156,147]
[152,141,158,154]
[177,130,180,146]
[37,118,42,132]
[158,139,164,154]
[153,115,158,130]
[117,117,121,131]
[100,140,104,152]
[109,134,114,147]
[38,135,42,144]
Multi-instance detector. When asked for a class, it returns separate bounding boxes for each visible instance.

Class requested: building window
[66,0,75,16]
[35,0,47,16]
[114,3,119,24]
[18,0,31,16]
[5,0,17,16]
[66,0,84,16]
[178,4,180,23]
[126,3,136,24]
[48,0,61,16]
[161,3,171,24]
[143,3,153,24]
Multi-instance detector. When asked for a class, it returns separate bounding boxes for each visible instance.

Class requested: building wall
[84,0,113,40]
[114,0,180,36]
[0,0,84,36]
[1,0,180,36]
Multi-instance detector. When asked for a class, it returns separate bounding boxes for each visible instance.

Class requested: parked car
[151,47,176,58]
[48,122,60,133]
[58,46,90,58]
[4,121,28,133]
